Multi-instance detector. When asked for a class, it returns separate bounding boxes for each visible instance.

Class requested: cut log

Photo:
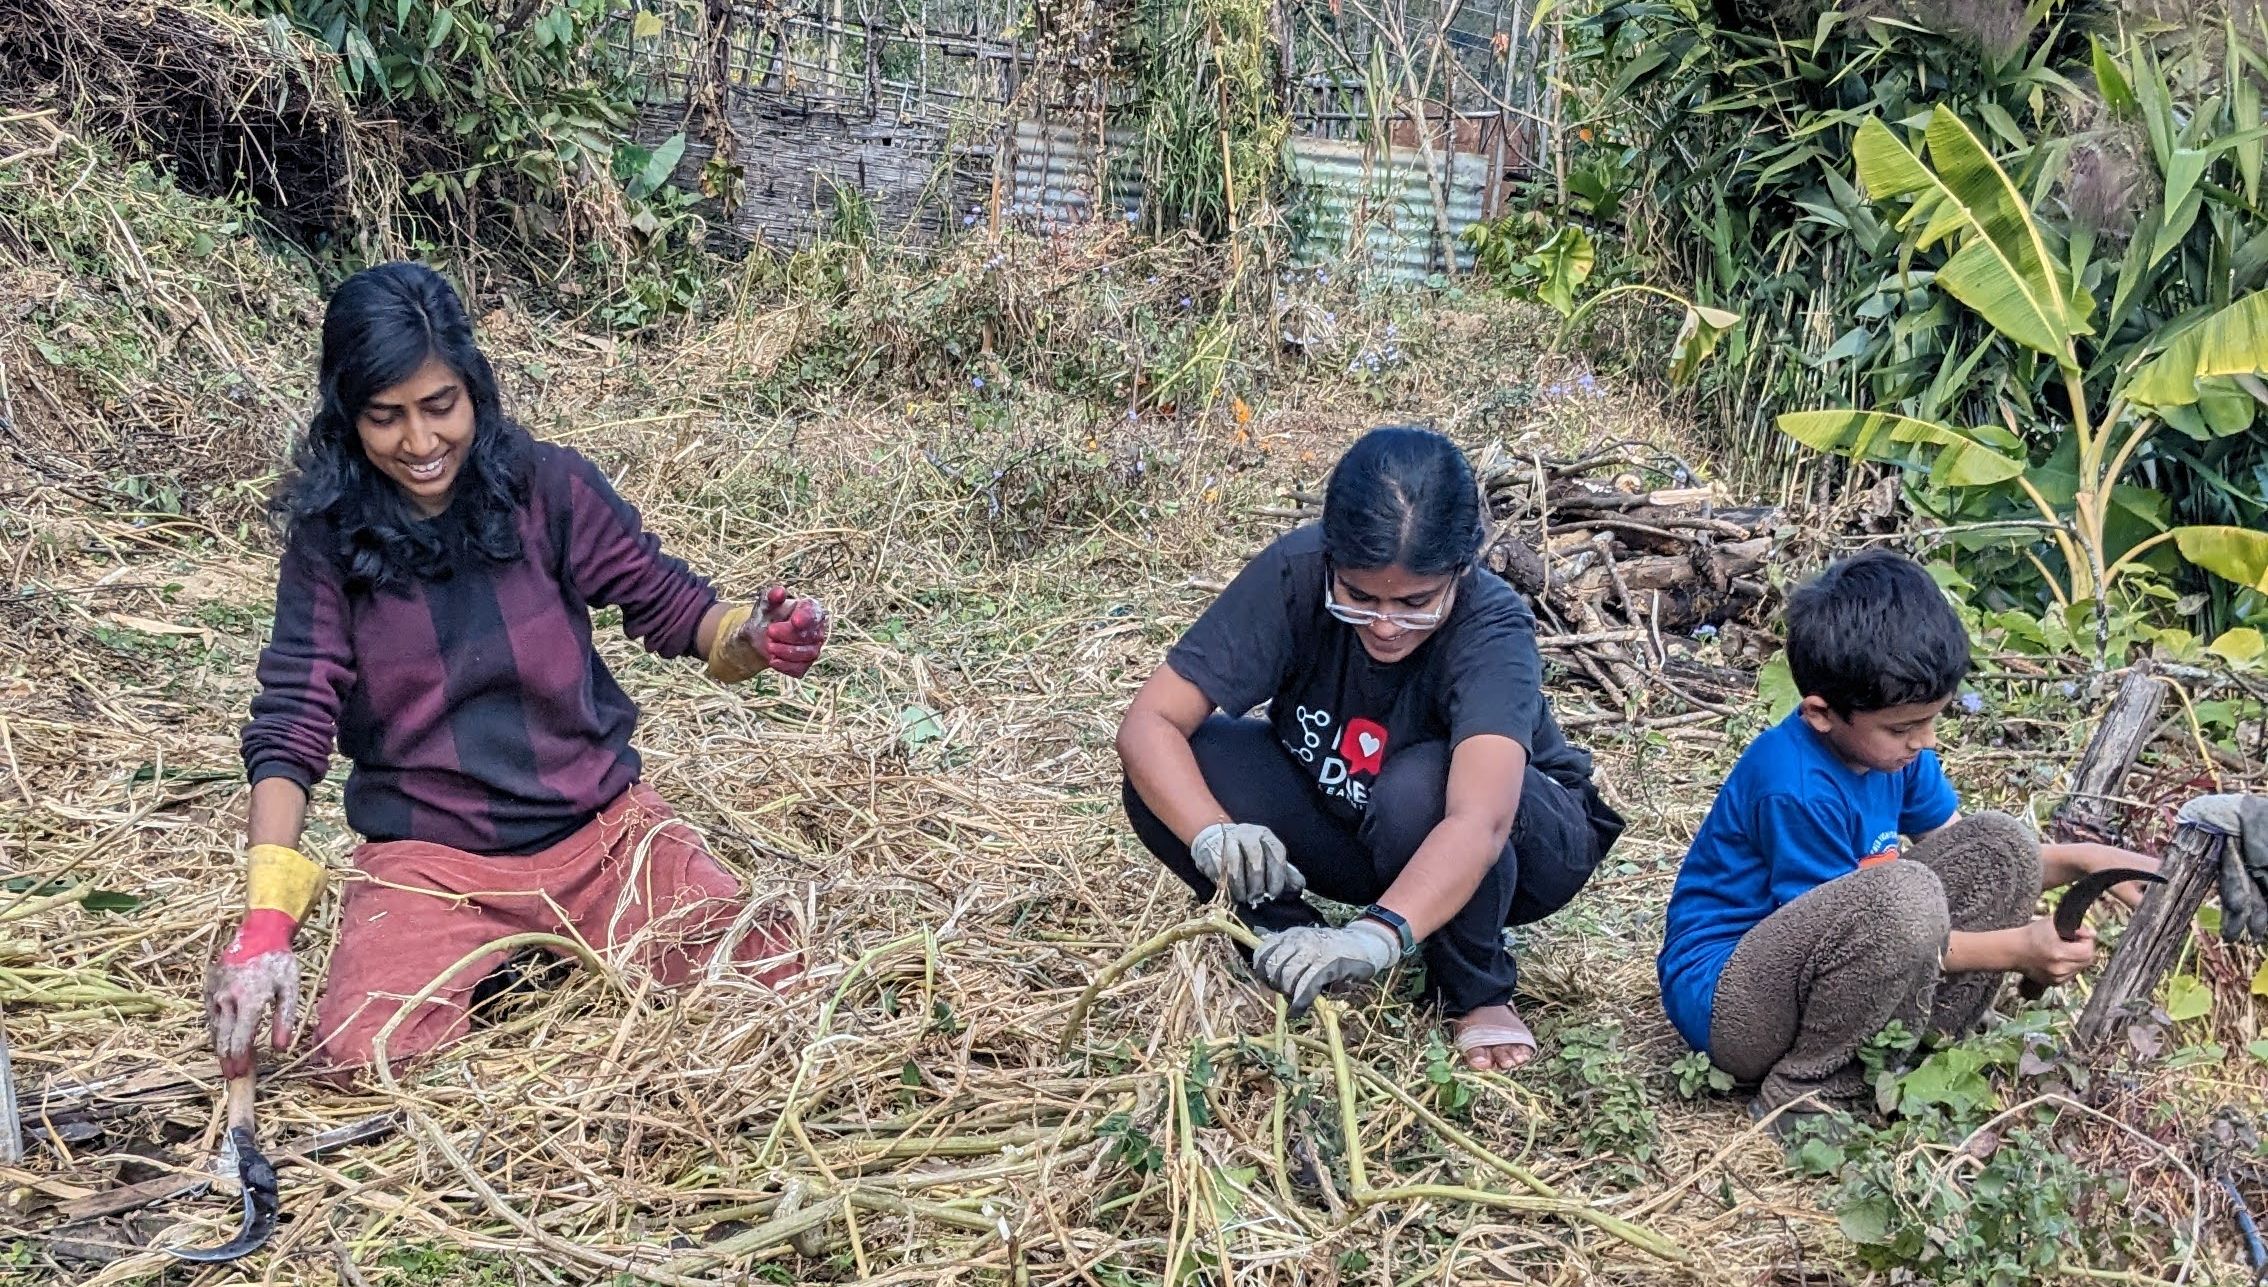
[2052,665,2168,844]
[1547,485,1719,511]
[1563,538,1774,596]
[2073,823,2224,1053]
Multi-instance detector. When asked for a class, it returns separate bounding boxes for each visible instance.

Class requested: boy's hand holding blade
[2016,864,2166,999]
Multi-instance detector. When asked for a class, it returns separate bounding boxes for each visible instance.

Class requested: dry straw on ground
[5,111,2266,1287]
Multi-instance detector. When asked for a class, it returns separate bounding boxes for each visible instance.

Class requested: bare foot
[1452,1002,1537,1071]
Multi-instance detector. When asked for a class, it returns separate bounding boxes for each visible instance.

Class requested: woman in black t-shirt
[1116,426,1623,1070]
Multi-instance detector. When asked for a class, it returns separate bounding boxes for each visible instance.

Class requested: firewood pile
[1264,441,1819,725]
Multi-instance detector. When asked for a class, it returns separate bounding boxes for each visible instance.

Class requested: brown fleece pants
[1709,812,2041,1113]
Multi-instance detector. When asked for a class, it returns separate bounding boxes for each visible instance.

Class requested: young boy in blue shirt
[1659,550,2158,1128]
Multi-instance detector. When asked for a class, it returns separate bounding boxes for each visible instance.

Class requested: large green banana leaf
[2175,526,2268,592]
[2125,292,2268,438]
[1852,108,2087,367]
[1777,409,2028,486]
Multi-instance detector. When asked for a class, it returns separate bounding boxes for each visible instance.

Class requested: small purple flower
[1179,296,1193,310]
[2057,680,2078,699]
[1958,692,1986,715]
[1692,624,1717,639]
[1126,409,1139,421]
[971,376,987,390]
[962,212,979,226]
[1124,208,1139,222]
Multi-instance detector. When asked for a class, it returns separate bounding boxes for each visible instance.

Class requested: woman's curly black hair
[274,262,532,590]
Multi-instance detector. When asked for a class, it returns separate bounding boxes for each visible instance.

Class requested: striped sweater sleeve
[556,447,718,658]
[241,531,354,791]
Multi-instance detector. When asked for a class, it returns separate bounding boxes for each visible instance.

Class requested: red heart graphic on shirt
[1339,718,1389,774]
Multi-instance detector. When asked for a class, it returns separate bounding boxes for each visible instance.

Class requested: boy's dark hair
[1784,548,1971,715]
[1322,425,1484,576]
[275,261,532,590]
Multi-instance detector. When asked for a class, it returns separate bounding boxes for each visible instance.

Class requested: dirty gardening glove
[1191,822,1305,905]
[1251,921,1400,1015]
[2184,794,2268,943]
[205,845,326,1079]
[710,586,831,683]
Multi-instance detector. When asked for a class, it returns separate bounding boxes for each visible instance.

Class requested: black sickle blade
[168,1126,279,1262]
[2052,866,2166,940]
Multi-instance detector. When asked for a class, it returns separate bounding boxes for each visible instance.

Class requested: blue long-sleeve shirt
[1657,713,1959,1052]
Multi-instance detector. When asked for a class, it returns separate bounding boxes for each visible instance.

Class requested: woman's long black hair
[274,262,532,590]
[1321,426,1485,575]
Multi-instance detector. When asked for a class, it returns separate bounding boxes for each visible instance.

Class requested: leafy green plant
[1467,215,1598,313]
[1098,1111,1167,1174]
[1547,1021,1659,1164]
[1668,1050,1733,1099]
[1122,0,1287,245]
[1468,213,1739,384]
[1795,1019,2143,1285]
[1776,97,2268,655]
[1560,0,2268,632]
[224,0,708,317]
[1423,1032,1477,1114]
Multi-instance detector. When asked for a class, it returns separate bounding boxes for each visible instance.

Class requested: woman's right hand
[2012,916,2097,990]
[205,912,302,1079]
[1191,822,1305,905]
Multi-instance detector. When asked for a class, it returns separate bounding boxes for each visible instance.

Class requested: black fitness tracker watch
[1359,903,1418,956]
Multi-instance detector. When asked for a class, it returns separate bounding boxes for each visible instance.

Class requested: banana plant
[1777,101,2268,646]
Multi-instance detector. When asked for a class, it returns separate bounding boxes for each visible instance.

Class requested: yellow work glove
[206,845,327,1079]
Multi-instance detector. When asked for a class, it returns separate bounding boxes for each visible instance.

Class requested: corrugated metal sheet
[1009,120,1140,225]
[1286,135,1487,283]
[1005,119,1494,282]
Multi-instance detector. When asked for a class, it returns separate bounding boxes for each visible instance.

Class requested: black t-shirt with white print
[1166,524,1591,823]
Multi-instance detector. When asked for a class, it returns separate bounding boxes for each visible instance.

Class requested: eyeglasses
[1323,566,1460,631]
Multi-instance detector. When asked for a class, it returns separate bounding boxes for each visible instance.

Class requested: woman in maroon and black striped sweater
[205,262,826,1084]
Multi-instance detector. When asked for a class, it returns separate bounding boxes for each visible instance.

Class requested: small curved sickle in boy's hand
[2016,865,2166,1000]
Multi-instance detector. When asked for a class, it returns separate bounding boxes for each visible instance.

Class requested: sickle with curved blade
[169,1073,278,1262]
[2017,865,2166,1000]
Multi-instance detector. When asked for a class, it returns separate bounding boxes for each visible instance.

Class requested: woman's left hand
[709,587,830,682]
[1252,921,1399,1014]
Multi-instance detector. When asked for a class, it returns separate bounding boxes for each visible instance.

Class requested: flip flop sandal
[1453,1011,1538,1069]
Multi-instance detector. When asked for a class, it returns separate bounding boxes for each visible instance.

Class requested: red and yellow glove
[205,845,327,1078]
[709,586,830,683]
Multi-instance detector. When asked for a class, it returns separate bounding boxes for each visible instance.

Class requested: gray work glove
[1191,822,1306,905]
[1251,920,1399,1014]
[2180,794,2268,943]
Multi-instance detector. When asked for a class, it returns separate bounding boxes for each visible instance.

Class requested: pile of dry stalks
[0,0,398,242]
